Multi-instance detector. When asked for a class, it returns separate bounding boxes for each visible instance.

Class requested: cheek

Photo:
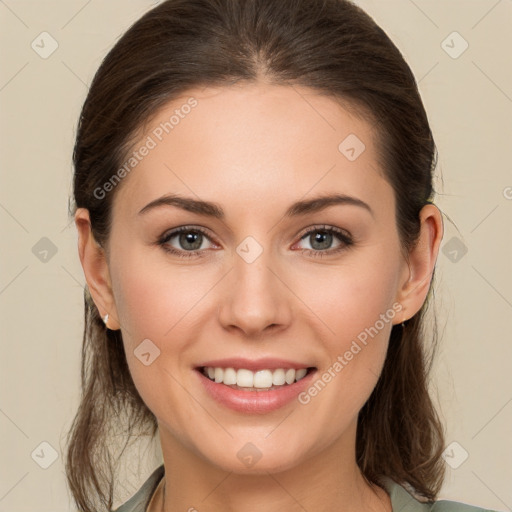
[108,255,209,420]
[301,254,400,343]
[110,245,212,342]
[296,251,400,403]
[108,246,223,397]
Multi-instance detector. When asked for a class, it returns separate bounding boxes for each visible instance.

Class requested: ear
[394,203,444,323]
[75,208,120,330]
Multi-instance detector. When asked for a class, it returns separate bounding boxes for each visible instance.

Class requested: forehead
[112,83,392,220]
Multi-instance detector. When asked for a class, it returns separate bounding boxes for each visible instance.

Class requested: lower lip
[195,368,317,414]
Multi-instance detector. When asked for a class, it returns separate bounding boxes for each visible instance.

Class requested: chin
[197,436,311,476]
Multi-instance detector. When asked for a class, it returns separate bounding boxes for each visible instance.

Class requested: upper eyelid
[159,225,217,245]
[296,224,351,240]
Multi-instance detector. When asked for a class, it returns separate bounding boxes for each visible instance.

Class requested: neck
[154,422,391,512]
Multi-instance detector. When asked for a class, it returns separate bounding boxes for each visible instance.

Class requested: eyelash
[157,224,354,259]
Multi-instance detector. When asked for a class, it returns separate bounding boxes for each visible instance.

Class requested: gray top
[113,464,496,512]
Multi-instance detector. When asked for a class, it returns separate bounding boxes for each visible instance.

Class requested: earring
[401,317,406,328]
[102,313,109,327]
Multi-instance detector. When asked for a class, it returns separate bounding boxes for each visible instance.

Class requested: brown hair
[66,0,445,510]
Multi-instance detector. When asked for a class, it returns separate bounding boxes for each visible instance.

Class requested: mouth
[194,359,319,413]
[196,366,317,392]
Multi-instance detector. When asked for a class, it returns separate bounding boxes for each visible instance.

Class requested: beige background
[0,0,511,510]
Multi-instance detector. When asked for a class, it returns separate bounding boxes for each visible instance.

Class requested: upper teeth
[203,367,308,388]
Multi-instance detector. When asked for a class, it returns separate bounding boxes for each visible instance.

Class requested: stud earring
[102,313,109,327]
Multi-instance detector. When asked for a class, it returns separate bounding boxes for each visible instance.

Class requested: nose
[217,249,292,338]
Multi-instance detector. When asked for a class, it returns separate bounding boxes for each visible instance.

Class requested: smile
[200,366,312,391]
[195,364,318,414]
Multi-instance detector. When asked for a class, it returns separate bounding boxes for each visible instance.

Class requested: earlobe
[74,208,121,330]
[394,204,444,323]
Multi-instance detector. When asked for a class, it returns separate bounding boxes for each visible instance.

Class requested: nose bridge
[218,237,291,336]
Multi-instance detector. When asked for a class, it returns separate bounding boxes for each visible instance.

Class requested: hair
[65,0,445,510]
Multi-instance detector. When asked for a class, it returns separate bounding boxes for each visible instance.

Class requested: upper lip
[196,357,316,372]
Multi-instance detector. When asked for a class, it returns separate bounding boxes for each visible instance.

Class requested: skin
[75,82,443,512]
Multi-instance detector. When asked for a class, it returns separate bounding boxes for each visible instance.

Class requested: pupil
[311,231,332,250]
[180,231,202,250]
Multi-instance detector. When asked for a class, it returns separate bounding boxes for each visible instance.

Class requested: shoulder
[380,477,498,512]
[112,464,165,512]
[112,468,496,512]
[431,500,497,512]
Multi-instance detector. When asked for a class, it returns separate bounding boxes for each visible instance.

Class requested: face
[96,83,413,474]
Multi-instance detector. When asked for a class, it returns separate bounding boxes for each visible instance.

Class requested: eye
[157,224,354,259]
[158,226,217,258]
[293,225,353,258]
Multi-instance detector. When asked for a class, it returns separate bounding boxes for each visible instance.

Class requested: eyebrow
[138,192,374,219]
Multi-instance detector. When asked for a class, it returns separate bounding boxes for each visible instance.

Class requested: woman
[65,0,495,511]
